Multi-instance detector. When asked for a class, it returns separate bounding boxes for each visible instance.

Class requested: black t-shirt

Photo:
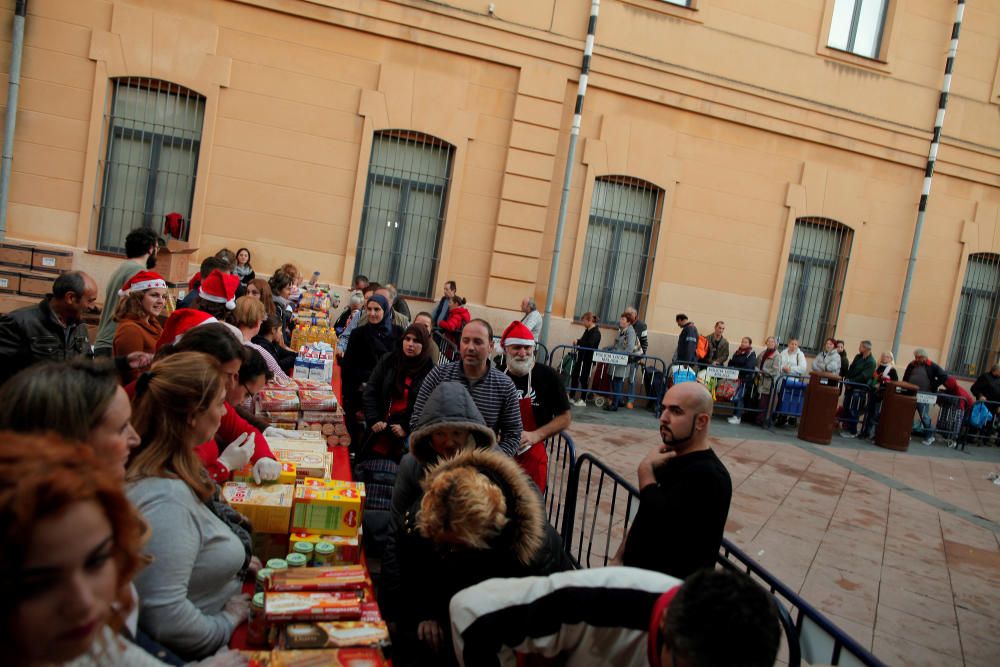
[508,363,571,428]
[622,448,732,579]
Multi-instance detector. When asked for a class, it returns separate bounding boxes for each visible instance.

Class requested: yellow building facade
[1,0,999,372]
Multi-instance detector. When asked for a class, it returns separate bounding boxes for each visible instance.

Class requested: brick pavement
[563,407,1000,667]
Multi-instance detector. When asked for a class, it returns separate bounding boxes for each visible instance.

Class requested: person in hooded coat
[393,448,571,666]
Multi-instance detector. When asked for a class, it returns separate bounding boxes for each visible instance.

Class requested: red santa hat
[155,308,217,351]
[118,270,167,297]
[198,269,239,310]
[500,320,535,348]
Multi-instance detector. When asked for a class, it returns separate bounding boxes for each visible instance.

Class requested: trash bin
[798,372,842,445]
[875,381,919,451]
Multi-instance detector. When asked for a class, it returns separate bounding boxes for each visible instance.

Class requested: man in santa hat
[500,320,571,492]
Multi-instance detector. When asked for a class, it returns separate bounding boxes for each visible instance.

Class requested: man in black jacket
[902,348,949,446]
[971,364,1000,403]
[0,271,98,385]
[673,313,700,364]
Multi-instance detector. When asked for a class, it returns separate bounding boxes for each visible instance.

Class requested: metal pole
[0,0,28,241]
[892,0,965,357]
[540,0,600,347]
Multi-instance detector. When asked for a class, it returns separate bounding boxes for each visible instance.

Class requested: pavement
[563,402,1000,667]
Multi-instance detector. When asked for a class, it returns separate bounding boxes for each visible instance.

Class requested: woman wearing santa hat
[112,270,168,383]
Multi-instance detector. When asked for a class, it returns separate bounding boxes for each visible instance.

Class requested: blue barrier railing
[549,344,668,412]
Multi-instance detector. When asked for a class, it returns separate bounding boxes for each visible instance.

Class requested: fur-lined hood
[420,448,546,566]
[409,381,497,464]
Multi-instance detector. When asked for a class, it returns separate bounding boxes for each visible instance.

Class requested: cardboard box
[257,390,300,412]
[18,272,54,298]
[269,565,368,592]
[280,603,389,649]
[288,533,361,564]
[292,481,363,536]
[232,461,297,485]
[251,532,291,563]
[274,450,328,480]
[30,246,73,274]
[264,592,363,622]
[0,269,19,294]
[223,483,294,534]
[0,242,32,269]
[269,648,386,667]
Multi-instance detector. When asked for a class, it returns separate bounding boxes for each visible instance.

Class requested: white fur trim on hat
[503,337,535,347]
[118,278,167,297]
[198,286,237,310]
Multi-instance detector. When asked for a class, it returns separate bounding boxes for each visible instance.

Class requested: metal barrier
[436,334,458,365]
[555,449,884,667]
[961,399,1000,449]
[924,391,966,445]
[674,361,771,422]
[767,374,809,426]
[542,432,577,539]
[838,380,873,436]
[548,344,668,411]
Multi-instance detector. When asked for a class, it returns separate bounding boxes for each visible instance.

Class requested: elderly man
[903,348,949,446]
[840,340,876,438]
[500,321,572,491]
[432,280,456,326]
[0,270,98,384]
[612,382,732,579]
[410,319,523,456]
[520,296,542,340]
[971,364,1000,404]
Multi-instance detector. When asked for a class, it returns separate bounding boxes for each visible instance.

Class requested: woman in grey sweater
[127,352,250,660]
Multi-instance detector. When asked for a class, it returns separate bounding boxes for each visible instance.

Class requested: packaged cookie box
[274,450,329,480]
[288,533,360,564]
[269,648,386,667]
[257,390,300,412]
[222,483,294,534]
[264,591,363,622]
[268,564,368,592]
[298,390,338,412]
[280,602,388,649]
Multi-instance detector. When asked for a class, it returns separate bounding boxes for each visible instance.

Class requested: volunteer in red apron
[500,321,573,493]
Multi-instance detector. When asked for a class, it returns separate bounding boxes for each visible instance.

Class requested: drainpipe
[892,0,965,357]
[540,0,600,347]
[0,0,28,242]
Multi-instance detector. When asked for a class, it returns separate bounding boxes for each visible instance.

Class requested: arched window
[947,253,1000,377]
[96,78,205,253]
[775,217,853,352]
[574,176,663,324]
[354,130,454,299]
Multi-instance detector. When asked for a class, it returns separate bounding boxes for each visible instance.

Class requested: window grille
[354,131,454,299]
[947,253,1000,377]
[574,177,662,324]
[828,0,889,59]
[775,218,853,352]
[95,78,205,254]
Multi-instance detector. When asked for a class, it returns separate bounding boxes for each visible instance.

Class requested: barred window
[574,177,662,324]
[947,253,1000,377]
[828,0,889,59]
[95,78,205,253]
[354,131,454,299]
[775,218,853,352]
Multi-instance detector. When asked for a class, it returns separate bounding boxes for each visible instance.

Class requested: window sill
[85,249,126,259]
[817,45,892,75]
[619,0,703,24]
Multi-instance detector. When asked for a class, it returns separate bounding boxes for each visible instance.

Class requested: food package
[269,648,386,667]
[288,533,361,564]
[280,603,388,649]
[260,411,300,423]
[300,411,344,424]
[264,592,363,622]
[222,483,294,534]
[240,651,271,667]
[257,390,300,412]
[298,390,338,412]
[292,481,364,536]
[273,450,329,480]
[232,461,297,485]
[269,565,368,592]
[270,436,327,453]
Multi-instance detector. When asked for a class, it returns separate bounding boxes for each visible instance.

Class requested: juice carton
[292,482,363,536]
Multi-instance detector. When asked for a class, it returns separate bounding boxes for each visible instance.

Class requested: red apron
[514,395,549,494]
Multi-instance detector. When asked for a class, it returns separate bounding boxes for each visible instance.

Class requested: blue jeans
[611,377,625,408]
[916,403,935,437]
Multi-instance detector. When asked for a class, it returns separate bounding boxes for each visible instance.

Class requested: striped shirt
[410,359,522,456]
[244,341,291,384]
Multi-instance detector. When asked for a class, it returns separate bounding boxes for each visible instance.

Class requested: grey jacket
[812,350,842,375]
[607,325,637,379]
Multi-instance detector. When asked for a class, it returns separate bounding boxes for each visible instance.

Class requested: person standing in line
[726,336,757,425]
[859,351,899,440]
[673,314,699,365]
[812,337,842,375]
[570,311,602,406]
[604,312,637,413]
[840,340,877,438]
[902,348,949,446]
[520,297,542,340]
[754,336,781,426]
[705,321,729,366]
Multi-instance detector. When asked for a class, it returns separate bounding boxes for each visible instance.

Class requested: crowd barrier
[837,380,873,435]
[961,399,1000,449]
[548,344,668,411]
[436,334,458,365]
[668,361,771,422]
[547,438,884,667]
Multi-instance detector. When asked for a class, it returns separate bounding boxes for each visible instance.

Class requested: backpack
[696,335,710,361]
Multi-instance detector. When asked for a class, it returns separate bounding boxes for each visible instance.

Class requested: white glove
[253,457,282,484]
[221,592,250,627]
[217,433,255,473]
[264,426,307,440]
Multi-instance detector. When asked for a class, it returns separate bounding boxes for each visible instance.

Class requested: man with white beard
[501,321,572,493]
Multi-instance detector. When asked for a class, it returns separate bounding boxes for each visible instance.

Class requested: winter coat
[363,350,434,431]
[778,348,807,376]
[902,359,948,392]
[838,350,850,378]
[113,314,163,383]
[757,349,781,395]
[381,382,498,621]
[393,296,412,322]
[439,306,471,332]
[812,349,842,375]
[706,335,729,366]
[575,325,602,365]
[674,322,699,364]
[0,299,92,385]
[341,322,404,410]
[728,348,757,384]
[845,353,877,387]
[632,319,649,354]
[971,372,1000,403]
[607,325,637,379]
[394,449,571,628]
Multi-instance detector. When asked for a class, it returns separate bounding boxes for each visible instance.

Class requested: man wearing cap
[95,226,162,356]
[501,320,572,492]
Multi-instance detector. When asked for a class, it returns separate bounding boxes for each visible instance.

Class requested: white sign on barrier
[593,351,629,366]
[705,366,740,380]
[916,392,938,406]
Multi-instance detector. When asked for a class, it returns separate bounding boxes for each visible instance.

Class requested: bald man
[611,382,732,579]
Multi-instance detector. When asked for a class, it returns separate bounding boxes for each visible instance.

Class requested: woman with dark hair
[341,294,404,446]
[229,347,273,432]
[127,352,251,659]
[0,359,140,479]
[570,311,602,406]
[233,248,255,284]
[268,270,295,346]
[812,337,842,375]
[252,315,296,374]
[726,337,758,425]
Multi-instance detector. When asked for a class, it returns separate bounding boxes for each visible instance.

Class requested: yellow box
[274,450,328,479]
[292,483,363,536]
[223,482,294,534]
[232,461,297,485]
